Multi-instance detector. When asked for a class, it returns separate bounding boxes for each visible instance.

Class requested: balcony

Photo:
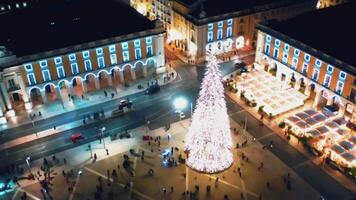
[7,85,21,92]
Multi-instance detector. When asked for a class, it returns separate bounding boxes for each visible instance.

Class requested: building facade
[317,0,348,8]
[130,0,153,17]
[255,3,356,122]
[0,0,165,124]
[151,0,173,30]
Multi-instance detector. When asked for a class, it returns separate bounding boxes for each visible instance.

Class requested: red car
[70,133,83,143]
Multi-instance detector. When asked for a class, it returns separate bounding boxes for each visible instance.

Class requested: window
[292,57,298,69]
[208,23,213,31]
[42,70,51,82]
[134,39,141,47]
[84,60,92,71]
[96,48,103,55]
[122,42,129,50]
[218,21,223,28]
[54,57,62,65]
[24,64,33,71]
[327,65,334,74]
[274,39,280,47]
[226,27,232,38]
[40,60,47,68]
[315,59,322,68]
[312,68,319,81]
[71,63,79,74]
[207,31,213,42]
[304,54,310,62]
[339,71,346,81]
[135,48,142,60]
[324,74,331,87]
[217,29,223,40]
[336,81,344,94]
[69,54,76,61]
[294,49,300,57]
[97,57,105,68]
[110,54,117,65]
[56,66,65,78]
[302,62,308,74]
[147,45,153,56]
[227,19,233,26]
[266,35,271,43]
[27,73,36,85]
[264,43,270,54]
[145,37,152,44]
[123,51,130,62]
[282,52,288,63]
[273,48,279,58]
[82,51,90,59]
[284,44,290,51]
[109,45,116,53]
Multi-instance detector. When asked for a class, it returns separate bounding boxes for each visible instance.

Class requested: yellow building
[317,0,348,8]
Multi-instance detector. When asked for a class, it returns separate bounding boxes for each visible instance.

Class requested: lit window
[284,44,289,51]
[96,48,103,55]
[302,62,308,75]
[109,45,116,53]
[304,54,310,62]
[16,3,19,8]
[264,43,270,54]
[266,35,271,43]
[56,66,65,78]
[217,29,223,40]
[227,19,233,26]
[97,57,105,68]
[274,39,280,47]
[135,48,142,60]
[218,21,223,28]
[282,52,288,63]
[327,65,334,74]
[315,59,322,68]
[226,27,232,38]
[69,54,76,61]
[84,60,92,71]
[71,63,79,74]
[54,57,62,65]
[134,39,141,47]
[336,81,344,94]
[110,54,117,65]
[273,48,279,58]
[324,74,331,87]
[145,37,152,44]
[208,23,213,31]
[27,73,36,85]
[42,70,51,82]
[40,60,48,68]
[147,45,153,56]
[24,64,33,71]
[23,2,27,7]
[123,51,130,62]
[339,71,346,81]
[122,42,129,50]
[207,31,213,42]
[312,68,319,81]
[294,49,300,57]
[292,57,298,69]
[82,51,90,59]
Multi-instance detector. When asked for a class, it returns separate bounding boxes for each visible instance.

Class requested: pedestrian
[62,170,66,177]
[104,91,108,97]
[266,181,270,189]
[63,158,67,165]
[111,93,114,98]
[53,126,56,130]
[38,111,42,117]
[107,170,110,178]
[171,186,174,193]
[81,94,84,99]
[106,149,109,155]
[162,187,166,195]
[94,153,97,160]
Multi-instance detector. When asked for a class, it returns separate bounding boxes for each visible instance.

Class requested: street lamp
[100,127,106,150]
[173,97,193,117]
[25,156,33,177]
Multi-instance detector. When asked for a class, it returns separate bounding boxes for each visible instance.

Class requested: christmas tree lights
[185,54,233,173]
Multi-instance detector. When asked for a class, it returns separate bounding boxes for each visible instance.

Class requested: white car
[179,112,185,119]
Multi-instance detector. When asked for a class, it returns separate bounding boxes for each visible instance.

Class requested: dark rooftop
[0,0,156,57]
[176,0,314,19]
[262,2,356,72]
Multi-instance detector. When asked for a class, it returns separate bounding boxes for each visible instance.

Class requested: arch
[29,87,43,106]
[122,64,133,84]
[70,76,83,85]
[134,60,145,69]
[57,79,70,88]
[29,86,43,94]
[84,73,97,81]
[120,64,133,71]
[134,61,145,78]
[97,69,110,76]
[145,57,157,65]
[42,83,57,92]
[332,95,341,105]
[110,66,120,75]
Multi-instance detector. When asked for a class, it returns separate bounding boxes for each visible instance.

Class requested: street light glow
[174,97,188,110]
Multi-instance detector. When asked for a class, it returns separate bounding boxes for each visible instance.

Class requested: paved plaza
[6,118,321,200]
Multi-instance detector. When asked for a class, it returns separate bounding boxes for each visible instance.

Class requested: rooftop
[260,2,356,73]
[175,0,314,20]
[0,0,156,57]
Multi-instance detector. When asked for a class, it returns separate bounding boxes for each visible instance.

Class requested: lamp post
[100,127,106,150]
[25,156,33,176]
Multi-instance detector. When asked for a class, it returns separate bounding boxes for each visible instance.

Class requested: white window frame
[122,42,129,50]
[324,74,331,87]
[304,53,311,62]
[217,29,223,40]
[227,19,233,26]
[264,43,270,54]
[134,39,141,47]
[71,63,79,75]
[123,51,130,62]
[69,54,76,61]
[208,23,213,31]
[218,21,223,28]
[96,48,103,56]
[282,52,288,63]
[315,59,322,68]
[145,37,152,44]
[226,27,232,38]
[266,35,271,43]
[42,69,51,82]
[284,44,290,51]
[56,66,65,78]
[327,65,334,74]
[147,45,153,56]
[97,57,105,68]
[54,57,62,65]
[273,48,279,58]
[84,60,92,71]
[274,39,280,47]
[294,49,300,57]
[109,45,116,53]
[135,48,142,60]
[24,64,33,72]
[302,62,308,74]
[82,51,90,59]
[336,80,344,94]
[40,60,48,68]
[312,68,319,81]
[339,71,346,81]
[207,31,213,42]
[110,54,117,65]
[27,73,36,85]
[292,57,298,69]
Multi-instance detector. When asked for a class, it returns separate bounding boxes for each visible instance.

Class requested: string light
[185,54,233,173]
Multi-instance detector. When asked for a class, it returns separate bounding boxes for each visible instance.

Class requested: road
[1,50,354,200]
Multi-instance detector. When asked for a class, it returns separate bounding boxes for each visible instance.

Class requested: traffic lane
[294,162,354,200]
[226,97,244,114]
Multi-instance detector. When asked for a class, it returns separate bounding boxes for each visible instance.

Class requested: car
[119,99,133,107]
[179,112,185,119]
[235,61,246,69]
[145,84,160,94]
[70,133,83,143]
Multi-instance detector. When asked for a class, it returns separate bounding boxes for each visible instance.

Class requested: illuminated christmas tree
[185,54,233,173]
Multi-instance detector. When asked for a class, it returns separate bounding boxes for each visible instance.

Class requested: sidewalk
[0,68,178,151]
[1,68,177,132]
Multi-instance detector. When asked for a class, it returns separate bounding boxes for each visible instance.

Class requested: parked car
[119,99,133,107]
[70,133,83,143]
[179,112,186,119]
[145,84,160,94]
[234,61,246,69]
